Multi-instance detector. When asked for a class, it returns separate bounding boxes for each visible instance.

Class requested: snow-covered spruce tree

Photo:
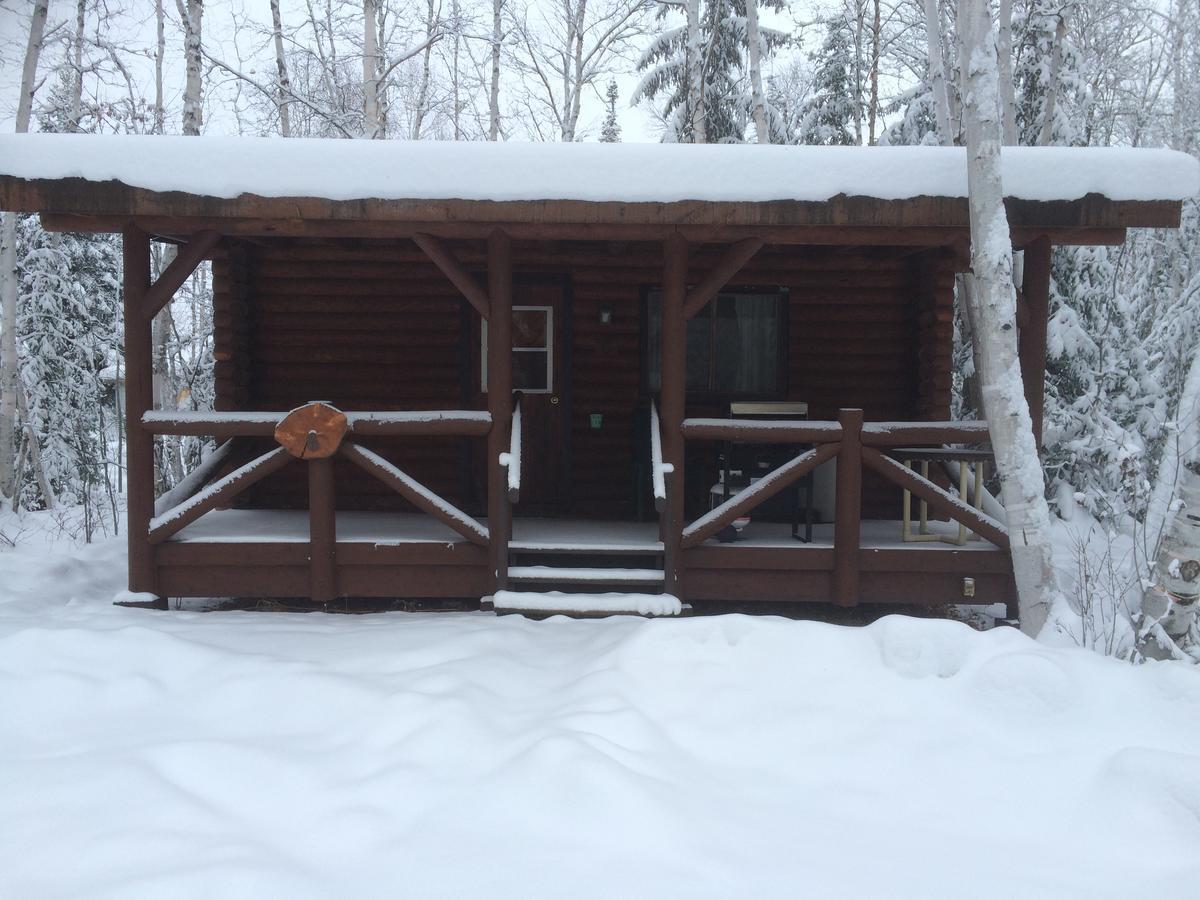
[601,80,622,142]
[634,0,787,143]
[1012,0,1082,147]
[15,216,122,529]
[794,14,859,145]
[1043,244,1160,522]
[958,0,1062,636]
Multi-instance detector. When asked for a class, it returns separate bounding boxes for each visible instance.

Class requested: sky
[0,0,819,142]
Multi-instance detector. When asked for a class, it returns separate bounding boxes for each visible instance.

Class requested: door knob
[550,396,560,405]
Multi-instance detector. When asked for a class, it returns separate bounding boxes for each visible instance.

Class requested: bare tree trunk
[867,0,880,144]
[958,0,1058,636]
[997,0,1017,145]
[70,0,86,131]
[16,383,53,509]
[270,0,293,136]
[154,0,166,134]
[489,0,503,140]
[362,0,381,137]
[1037,10,1068,146]
[746,0,768,143]
[924,0,952,145]
[686,0,705,143]
[180,0,204,135]
[411,0,438,139]
[0,0,48,504]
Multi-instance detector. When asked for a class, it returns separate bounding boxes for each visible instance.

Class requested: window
[646,290,785,396]
[482,306,553,393]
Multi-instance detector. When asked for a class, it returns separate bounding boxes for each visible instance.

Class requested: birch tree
[958,0,1060,635]
[179,0,204,135]
[362,0,382,137]
[1,0,49,505]
[270,0,293,136]
[746,0,768,142]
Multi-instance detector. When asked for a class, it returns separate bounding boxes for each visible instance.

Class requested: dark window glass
[646,290,782,395]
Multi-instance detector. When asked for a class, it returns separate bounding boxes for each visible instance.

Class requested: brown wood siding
[210,239,958,520]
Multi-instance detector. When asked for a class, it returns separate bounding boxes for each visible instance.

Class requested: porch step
[487,590,682,618]
[508,565,665,587]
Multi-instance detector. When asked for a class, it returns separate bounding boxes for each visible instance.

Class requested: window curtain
[732,295,777,393]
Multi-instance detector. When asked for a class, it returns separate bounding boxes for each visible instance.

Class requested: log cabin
[1,135,1196,618]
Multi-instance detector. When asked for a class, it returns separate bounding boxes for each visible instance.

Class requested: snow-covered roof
[0,134,1195,204]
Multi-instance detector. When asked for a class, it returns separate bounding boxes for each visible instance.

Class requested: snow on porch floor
[169,509,1000,551]
[2,523,1200,899]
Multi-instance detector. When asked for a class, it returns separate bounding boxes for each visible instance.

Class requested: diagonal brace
[141,230,222,321]
[683,237,765,319]
[413,232,492,319]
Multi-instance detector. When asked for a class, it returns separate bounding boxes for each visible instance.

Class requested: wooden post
[308,457,337,604]
[487,230,512,592]
[1018,235,1052,449]
[661,234,688,596]
[832,408,863,607]
[121,226,163,607]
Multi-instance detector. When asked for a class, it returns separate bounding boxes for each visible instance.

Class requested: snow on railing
[499,401,522,502]
[650,401,672,510]
[153,439,234,516]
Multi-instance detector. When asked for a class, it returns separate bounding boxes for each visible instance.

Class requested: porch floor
[168,509,1000,551]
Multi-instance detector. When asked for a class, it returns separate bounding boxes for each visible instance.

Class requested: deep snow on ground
[2,520,1200,899]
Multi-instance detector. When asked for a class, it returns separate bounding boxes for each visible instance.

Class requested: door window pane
[482,305,553,393]
[514,350,550,391]
[513,309,548,349]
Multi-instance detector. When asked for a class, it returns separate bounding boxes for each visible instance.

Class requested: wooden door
[479,277,571,515]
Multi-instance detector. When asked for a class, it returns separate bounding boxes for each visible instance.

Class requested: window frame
[640,285,789,401]
[481,304,554,394]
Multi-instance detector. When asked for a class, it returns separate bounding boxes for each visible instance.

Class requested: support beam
[683,237,764,319]
[308,457,337,603]
[661,234,688,594]
[140,229,221,321]
[1018,234,1052,448]
[122,226,162,604]
[486,229,512,590]
[413,232,491,319]
[832,408,863,607]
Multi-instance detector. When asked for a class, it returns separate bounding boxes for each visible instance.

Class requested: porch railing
[673,408,1007,607]
[142,403,493,603]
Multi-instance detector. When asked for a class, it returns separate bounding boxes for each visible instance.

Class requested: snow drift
[2,528,1199,899]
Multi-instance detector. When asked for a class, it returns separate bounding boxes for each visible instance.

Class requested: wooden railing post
[833,408,863,607]
[1019,235,1052,450]
[487,230,512,592]
[308,457,337,604]
[121,226,163,606]
[661,234,688,595]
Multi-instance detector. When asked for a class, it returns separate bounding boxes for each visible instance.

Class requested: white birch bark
[411,0,438,139]
[489,0,503,140]
[997,0,1017,145]
[746,0,768,143]
[0,0,49,503]
[71,0,86,132]
[362,0,381,138]
[958,0,1059,636]
[686,0,705,143]
[155,0,166,134]
[924,0,952,145]
[867,0,880,144]
[270,0,293,137]
[181,0,204,136]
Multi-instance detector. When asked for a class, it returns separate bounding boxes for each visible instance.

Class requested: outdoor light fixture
[599,305,613,324]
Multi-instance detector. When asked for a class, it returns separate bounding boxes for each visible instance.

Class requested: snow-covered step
[488,590,682,617]
[508,565,665,586]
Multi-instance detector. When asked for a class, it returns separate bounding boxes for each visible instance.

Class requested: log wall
[210,239,960,520]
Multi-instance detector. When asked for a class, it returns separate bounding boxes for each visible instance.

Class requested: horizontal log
[860,447,1010,550]
[681,418,844,443]
[861,420,990,447]
[144,409,491,437]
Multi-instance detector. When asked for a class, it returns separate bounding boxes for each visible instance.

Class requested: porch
[138,401,1016,615]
